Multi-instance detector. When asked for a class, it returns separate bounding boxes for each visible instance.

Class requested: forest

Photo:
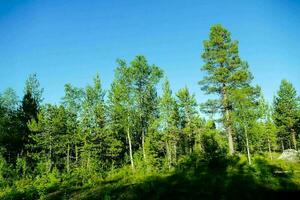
[0,25,300,199]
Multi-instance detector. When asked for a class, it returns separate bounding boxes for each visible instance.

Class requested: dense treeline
[0,25,300,199]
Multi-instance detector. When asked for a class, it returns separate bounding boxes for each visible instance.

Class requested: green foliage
[176,87,201,155]
[273,79,299,149]
[0,25,299,199]
[201,122,228,165]
[199,24,254,155]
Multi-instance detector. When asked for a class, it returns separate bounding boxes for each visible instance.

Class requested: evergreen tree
[28,105,74,172]
[61,83,84,166]
[24,73,44,107]
[18,74,43,158]
[199,24,254,155]
[200,99,220,120]
[273,80,299,150]
[176,87,200,155]
[0,88,21,163]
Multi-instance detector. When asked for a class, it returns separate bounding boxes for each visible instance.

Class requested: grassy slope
[2,153,300,200]
[50,154,300,200]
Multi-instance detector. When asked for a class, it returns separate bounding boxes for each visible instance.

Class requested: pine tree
[19,74,43,157]
[176,87,200,155]
[273,80,299,150]
[24,73,44,107]
[200,99,220,120]
[199,24,254,155]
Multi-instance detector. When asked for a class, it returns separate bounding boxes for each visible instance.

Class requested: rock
[278,149,300,161]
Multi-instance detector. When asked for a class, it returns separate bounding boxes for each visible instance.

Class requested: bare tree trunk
[281,139,284,152]
[127,126,134,170]
[226,109,234,155]
[140,112,146,162]
[245,126,251,165]
[291,129,297,150]
[223,88,234,155]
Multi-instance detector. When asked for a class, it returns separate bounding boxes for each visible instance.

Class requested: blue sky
[0,0,299,105]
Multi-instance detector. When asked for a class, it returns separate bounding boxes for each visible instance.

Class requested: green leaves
[1,24,299,198]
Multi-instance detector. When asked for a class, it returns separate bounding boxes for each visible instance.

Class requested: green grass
[1,154,300,200]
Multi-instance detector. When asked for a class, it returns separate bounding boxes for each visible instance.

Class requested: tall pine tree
[273,80,299,150]
[199,24,254,155]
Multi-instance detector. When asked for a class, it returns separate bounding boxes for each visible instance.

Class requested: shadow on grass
[4,154,299,200]
[77,155,300,200]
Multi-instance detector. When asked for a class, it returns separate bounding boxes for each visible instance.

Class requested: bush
[201,130,228,167]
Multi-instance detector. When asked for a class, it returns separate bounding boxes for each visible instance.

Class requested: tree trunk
[140,112,146,161]
[281,139,284,152]
[226,109,234,155]
[142,128,146,161]
[245,127,251,165]
[291,129,297,150]
[267,137,272,160]
[67,143,70,173]
[174,143,177,164]
[87,151,90,172]
[75,145,78,163]
[127,125,134,170]
[49,135,52,171]
[223,87,234,155]
[166,141,171,170]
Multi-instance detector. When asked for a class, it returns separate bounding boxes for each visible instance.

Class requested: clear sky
[0,0,299,105]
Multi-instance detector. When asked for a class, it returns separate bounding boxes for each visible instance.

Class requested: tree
[61,83,84,166]
[107,60,135,169]
[252,96,277,158]
[232,86,261,164]
[19,74,44,155]
[0,88,21,163]
[273,80,299,150]
[201,121,227,166]
[158,79,180,169]
[79,73,110,171]
[200,99,220,120]
[130,55,163,161]
[176,87,200,155]
[0,88,19,110]
[28,104,75,172]
[199,24,254,155]
[24,73,44,107]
